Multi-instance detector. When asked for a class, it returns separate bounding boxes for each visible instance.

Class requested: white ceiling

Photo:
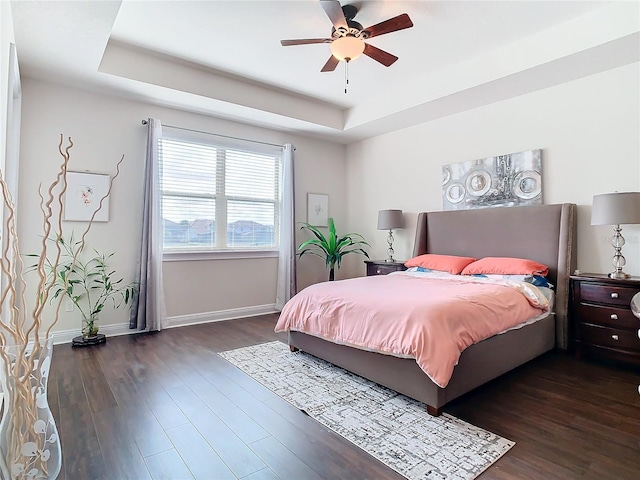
[9,0,640,143]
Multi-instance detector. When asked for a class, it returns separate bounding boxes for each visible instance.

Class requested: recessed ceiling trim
[345,1,640,132]
[99,40,345,131]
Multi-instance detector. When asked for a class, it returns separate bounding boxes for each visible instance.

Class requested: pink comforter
[275,272,550,388]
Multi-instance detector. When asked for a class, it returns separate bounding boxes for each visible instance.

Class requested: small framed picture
[307,193,328,227]
[64,172,111,222]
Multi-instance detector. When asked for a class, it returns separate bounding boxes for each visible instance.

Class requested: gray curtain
[275,143,296,310]
[130,118,167,331]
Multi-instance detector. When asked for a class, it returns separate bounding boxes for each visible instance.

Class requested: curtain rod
[141,119,285,149]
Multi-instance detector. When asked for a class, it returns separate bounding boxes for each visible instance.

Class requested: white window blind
[160,130,282,252]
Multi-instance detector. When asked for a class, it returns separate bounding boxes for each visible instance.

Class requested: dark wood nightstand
[570,273,640,366]
[365,260,407,276]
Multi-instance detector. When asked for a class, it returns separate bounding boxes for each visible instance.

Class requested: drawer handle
[638,329,640,340]
[376,269,382,274]
[610,314,618,320]
[610,293,619,299]
[611,334,619,341]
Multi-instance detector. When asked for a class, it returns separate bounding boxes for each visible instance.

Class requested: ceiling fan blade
[281,38,332,46]
[363,43,398,67]
[320,0,347,30]
[364,13,413,39]
[321,55,340,72]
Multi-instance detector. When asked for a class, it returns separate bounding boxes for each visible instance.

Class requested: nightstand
[365,260,407,276]
[569,273,640,365]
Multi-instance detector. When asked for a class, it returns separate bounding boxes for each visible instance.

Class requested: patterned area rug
[219,341,514,480]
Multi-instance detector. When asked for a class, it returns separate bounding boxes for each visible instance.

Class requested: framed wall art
[442,149,542,211]
[307,193,329,227]
[64,171,111,222]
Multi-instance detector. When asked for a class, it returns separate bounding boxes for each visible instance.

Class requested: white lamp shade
[591,192,640,225]
[330,36,365,61]
[377,209,403,230]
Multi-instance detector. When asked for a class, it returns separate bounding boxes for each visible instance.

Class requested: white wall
[18,79,346,336]
[0,1,18,328]
[16,61,640,338]
[345,63,640,277]
[1,0,14,175]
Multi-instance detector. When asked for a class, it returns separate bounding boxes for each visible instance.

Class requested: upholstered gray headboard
[412,203,577,349]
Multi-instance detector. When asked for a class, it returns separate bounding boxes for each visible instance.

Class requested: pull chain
[344,60,350,94]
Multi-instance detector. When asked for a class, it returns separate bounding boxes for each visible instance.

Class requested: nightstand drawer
[367,263,404,276]
[580,283,638,307]
[579,323,640,352]
[365,260,407,276]
[576,303,639,329]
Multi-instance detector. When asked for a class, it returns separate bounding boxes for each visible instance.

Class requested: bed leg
[426,405,442,417]
[289,345,299,352]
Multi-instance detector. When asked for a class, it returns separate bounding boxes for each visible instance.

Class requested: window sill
[163,249,279,262]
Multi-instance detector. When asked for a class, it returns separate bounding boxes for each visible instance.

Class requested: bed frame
[289,203,577,415]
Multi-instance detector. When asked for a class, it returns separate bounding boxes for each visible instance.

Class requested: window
[160,130,282,254]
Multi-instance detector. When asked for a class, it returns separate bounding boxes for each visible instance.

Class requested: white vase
[0,338,61,480]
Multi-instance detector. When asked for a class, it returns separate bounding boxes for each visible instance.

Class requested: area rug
[219,341,514,480]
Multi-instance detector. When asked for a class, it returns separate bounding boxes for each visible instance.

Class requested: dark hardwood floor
[49,314,640,480]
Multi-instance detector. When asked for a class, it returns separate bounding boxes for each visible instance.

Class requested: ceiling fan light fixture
[330,35,365,62]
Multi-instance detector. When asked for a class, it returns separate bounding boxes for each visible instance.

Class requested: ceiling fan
[280,0,414,72]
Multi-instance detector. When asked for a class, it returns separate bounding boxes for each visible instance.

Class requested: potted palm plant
[298,217,370,281]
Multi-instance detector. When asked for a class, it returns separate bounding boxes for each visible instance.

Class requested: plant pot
[0,338,61,480]
[81,315,99,339]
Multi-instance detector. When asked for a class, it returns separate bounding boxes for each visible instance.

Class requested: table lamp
[591,192,640,279]
[377,209,403,262]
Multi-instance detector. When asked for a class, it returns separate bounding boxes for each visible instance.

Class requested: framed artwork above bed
[442,149,542,210]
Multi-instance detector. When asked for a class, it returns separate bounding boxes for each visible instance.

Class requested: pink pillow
[405,254,477,275]
[461,257,549,276]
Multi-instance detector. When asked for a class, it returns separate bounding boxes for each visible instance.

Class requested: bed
[278,203,576,416]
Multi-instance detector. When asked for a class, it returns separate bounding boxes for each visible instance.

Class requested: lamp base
[608,271,631,280]
[608,226,630,280]
[386,230,395,263]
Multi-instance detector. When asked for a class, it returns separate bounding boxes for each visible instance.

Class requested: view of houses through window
[160,134,282,251]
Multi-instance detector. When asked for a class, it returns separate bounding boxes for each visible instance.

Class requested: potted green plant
[36,235,137,339]
[298,217,370,281]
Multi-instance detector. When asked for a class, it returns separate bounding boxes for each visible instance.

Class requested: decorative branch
[0,134,126,479]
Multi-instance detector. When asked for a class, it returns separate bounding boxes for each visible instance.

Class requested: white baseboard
[51,304,278,345]
[164,304,277,329]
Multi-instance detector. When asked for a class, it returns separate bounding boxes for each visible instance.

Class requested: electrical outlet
[65,298,73,312]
